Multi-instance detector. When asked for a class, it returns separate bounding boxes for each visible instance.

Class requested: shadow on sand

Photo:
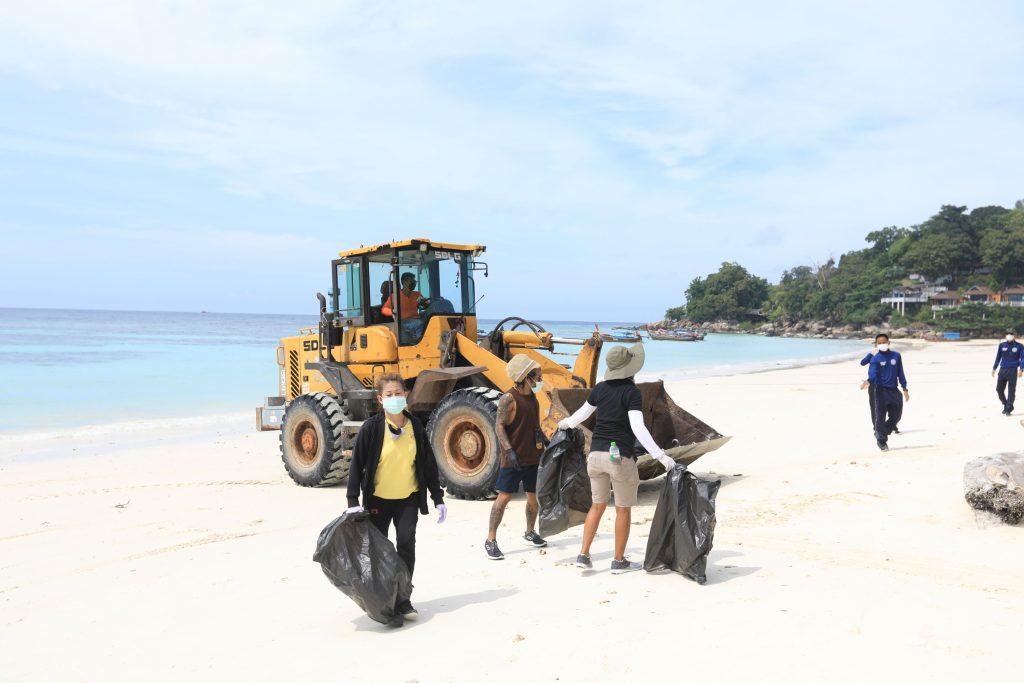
[351,587,519,630]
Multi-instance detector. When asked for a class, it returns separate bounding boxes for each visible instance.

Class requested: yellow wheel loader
[257,238,729,498]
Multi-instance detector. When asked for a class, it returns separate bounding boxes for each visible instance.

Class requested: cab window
[334,260,362,318]
[393,248,476,345]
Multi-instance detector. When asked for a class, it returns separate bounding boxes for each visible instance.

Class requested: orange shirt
[382,290,422,320]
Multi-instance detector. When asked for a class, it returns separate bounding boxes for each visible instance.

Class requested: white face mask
[877,343,890,352]
[532,380,544,394]
[382,396,407,415]
[1006,335,1015,342]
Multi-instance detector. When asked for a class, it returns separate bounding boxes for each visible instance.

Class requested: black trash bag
[312,510,413,625]
[537,427,592,538]
[644,466,720,584]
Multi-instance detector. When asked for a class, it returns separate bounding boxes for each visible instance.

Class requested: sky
[1,1,1022,321]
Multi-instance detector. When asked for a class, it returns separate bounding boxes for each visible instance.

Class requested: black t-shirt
[586,379,644,457]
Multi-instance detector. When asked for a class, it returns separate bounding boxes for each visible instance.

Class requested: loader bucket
[545,381,731,480]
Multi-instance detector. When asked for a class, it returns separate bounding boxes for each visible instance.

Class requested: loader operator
[382,273,430,338]
[557,343,676,574]
[484,355,549,560]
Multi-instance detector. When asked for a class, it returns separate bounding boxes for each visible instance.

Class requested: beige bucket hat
[507,354,541,383]
[604,343,645,381]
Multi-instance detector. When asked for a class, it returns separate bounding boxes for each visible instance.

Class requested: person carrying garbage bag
[312,509,414,627]
[344,373,447,621]
[557,343,676,574]
[484,355,549,560]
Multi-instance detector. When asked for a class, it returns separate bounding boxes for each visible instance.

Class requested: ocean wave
[0,411,253,444]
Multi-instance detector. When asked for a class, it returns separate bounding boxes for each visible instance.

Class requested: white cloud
[1,1,1022,316]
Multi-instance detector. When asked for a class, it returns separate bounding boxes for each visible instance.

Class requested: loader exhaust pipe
[316,293,329,360]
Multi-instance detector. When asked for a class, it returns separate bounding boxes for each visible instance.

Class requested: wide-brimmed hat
[507,354,541,383]
[604,343,645,381]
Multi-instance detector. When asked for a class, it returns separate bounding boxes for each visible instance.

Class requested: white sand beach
[2,340,1022,682]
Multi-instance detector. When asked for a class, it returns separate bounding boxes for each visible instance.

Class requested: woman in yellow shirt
[346,373,447,621]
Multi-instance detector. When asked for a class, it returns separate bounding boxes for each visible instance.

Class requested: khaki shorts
[587,451,640,507]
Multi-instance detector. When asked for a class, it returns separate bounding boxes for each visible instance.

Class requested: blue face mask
[382,396,407,415]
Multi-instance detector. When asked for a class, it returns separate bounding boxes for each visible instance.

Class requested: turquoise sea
[0,308,866,433]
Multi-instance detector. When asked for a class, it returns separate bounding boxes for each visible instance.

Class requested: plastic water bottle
[609,441,620,462]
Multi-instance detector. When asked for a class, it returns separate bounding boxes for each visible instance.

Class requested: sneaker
[891,427,900,435]
[397,600,418,621]
[574,553,593,569]
[484,539,504,560]
[523,530,548,548]
[878,443,889,452]
[610,557,643,574]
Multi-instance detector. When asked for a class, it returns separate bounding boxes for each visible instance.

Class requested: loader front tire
[280,393,351,487]
[428,388,503,500]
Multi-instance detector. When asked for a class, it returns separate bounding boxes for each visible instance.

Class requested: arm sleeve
[1019,346,1024,370]
[347,423,370,507]
[994,346,1003,370]
[860,353,873,366]
[867,357,878,384]
[898,356,908,390]
[628,410,664,457]
[562,401,596,429]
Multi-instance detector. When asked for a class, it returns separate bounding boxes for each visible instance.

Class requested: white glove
[557,418,571,430]
[346,506,364,514]
[655,453,676,471]
[437,503,447,524]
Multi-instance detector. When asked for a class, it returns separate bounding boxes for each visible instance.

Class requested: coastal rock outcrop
[963,453,1024,526]
[646,318,939,341]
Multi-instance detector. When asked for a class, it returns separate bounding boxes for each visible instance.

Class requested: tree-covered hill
[667,201,1024,331]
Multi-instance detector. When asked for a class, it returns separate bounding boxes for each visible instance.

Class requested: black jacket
[346,411,444,514]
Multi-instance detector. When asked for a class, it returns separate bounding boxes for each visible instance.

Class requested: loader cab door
[331,255,400,369]
[331,257,364,326]
[393,247,477,347]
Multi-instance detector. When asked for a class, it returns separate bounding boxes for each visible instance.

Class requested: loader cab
[330,239,484,354]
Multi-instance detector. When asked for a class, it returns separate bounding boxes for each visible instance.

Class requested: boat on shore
[601,330,643,343]
[648,328,705,342]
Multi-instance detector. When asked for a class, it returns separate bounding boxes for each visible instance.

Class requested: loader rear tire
[280,393,351,487]
[428,388,502,500]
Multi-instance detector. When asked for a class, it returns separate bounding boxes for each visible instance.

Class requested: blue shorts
[495,465,538,494]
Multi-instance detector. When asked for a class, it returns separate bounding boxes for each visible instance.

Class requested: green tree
[815,249,895,324]
[865,226,910,252]
[665,305,687,321]
[979,208,1024,286]
[900,205,977,279]
[683,262,770,322]
[901,231,974,280]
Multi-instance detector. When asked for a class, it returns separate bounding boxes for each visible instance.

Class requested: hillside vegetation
[668,201,1024,334]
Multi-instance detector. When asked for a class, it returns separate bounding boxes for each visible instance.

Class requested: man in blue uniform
[866,334,909,451]
[992,329,1024,415]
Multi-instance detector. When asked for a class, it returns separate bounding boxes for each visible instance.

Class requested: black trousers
[873,387,903,445]
[867,383,877,426]
[996,368,1018,412]
[366,493,419,578]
